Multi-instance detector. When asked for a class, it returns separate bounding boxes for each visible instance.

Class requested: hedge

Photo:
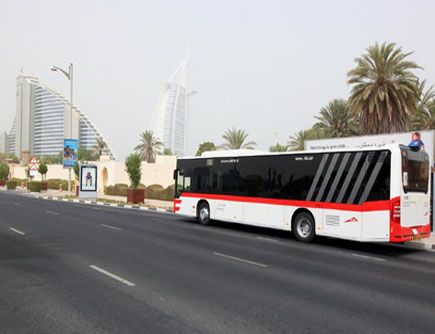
[28,181,42,193]
[104,183,174,201]
[47,179,68,191]
[6,180,17,190]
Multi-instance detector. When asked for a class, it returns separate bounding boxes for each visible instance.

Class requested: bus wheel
[293,212,315,243]
[197,202,211,225]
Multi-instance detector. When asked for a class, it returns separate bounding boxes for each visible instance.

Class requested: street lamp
[51,63,74,193]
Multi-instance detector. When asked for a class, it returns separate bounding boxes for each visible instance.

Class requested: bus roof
[179,144,399,160]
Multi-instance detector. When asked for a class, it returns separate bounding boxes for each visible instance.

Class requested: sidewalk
[25,188,173,210]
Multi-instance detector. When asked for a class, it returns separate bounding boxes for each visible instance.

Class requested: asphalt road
[1,191,435,334]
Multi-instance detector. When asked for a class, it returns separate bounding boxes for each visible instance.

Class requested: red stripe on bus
[180,193,390,212]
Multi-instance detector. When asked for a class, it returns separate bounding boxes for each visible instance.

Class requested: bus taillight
[390,197,401,224]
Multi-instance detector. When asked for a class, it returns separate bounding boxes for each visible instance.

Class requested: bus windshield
[401,146,429,193]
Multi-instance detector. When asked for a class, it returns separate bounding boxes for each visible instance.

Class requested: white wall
[7,155,177,191]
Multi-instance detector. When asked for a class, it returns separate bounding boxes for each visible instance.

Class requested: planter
[0,180,5,187]
[127,188,145,204]
[41,181,48,192]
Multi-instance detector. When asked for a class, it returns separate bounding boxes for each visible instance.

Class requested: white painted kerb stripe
[89,265,135,287]
[9,227,25,236]
[213,252,268,268]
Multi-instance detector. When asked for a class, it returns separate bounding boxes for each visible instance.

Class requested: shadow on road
[177,217,427,259]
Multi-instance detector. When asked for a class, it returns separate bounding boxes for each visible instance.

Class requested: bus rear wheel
[197,202,211,225]
[293,212,315,243]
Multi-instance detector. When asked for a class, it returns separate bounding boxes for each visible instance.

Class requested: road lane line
[352,253,386,262]
[9,227,26,236]
[92,207,101,210]
[45,210,59,216]
[257,236,278,242]
[13,202,23,207]
[100,224,122,231]
[213,252,268,268]
[89,265,135,287]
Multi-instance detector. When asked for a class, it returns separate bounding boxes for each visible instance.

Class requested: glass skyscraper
[7,75,115,160]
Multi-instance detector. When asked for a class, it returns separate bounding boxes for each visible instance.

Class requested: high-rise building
[6,75,115,160]
[0,131,9,154]
[152,58,195,156]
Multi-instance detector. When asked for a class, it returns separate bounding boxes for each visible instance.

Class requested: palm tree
[134,131,163,163]
[221,128,256,150]
[93,137,107,157]
[288,128,326,151]
[314,99,358,137]
[163,148,173,156]
[411,80,435,130]
[196,142,217,156]
[269,143,288,152]
[348,42,421,134]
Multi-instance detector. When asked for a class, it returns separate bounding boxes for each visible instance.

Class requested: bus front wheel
[293,212,315,243]
[197,202,211,225]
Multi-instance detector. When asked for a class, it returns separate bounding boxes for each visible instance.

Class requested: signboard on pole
[79,165,98,199]
[29,156,39,178]
[63,138,79,169]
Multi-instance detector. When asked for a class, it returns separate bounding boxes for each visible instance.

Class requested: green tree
[314,99,358,137]
[411,80,435,130]
[0,153,19,164]
[38,161,48,181]
[348,42,421,134]
[163,148,173,156]
[93,137,107,158]
[0,163,9,182]
[78,147,98,162]
[269,143,288,152]
[134,131,163,163]
[196,142,217,156]
[221,128,256,150]
[288,128,326,151]
[41,153,63,165]
[125,153,142,189]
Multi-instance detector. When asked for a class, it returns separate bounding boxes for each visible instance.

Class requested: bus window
[401,147,429,193]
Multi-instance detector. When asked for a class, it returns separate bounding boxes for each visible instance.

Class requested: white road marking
[13,202,23,207]
[213,252,268,268]
[45,210,59,216]
[9,227,25,236]
[89,265,135,287]
[100,224,122,231]
[352,253,386,262]
[92,207,101,210]
[257,236,278,242]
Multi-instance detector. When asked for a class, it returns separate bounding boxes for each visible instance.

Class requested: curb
[31,193,174,215]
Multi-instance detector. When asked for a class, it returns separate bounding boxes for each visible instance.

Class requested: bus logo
[344,217,358,223]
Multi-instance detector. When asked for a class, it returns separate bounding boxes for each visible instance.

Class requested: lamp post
[51,63,74,193]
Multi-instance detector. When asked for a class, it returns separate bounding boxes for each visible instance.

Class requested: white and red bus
[173,144,431,243]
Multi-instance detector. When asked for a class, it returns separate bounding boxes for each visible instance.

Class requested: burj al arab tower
[152,58,196,156]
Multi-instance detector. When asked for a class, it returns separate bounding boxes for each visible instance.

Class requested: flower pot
[41,181,48,192]
[127,188,145,204]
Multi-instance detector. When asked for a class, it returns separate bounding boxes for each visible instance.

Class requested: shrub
[125,153,142,189]
[28,181,42,193]
[6,180,17,190]
[104,183,129,196]
[147,184,164,191]
[0,163,9,182]
[47,179,68,191]
[144,184,174,201]
[10,178,27,187]
[38,162,48,180]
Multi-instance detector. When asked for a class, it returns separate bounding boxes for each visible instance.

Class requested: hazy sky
[1,0,434,158]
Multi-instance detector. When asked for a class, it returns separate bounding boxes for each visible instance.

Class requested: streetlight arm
[51,66,71,80]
